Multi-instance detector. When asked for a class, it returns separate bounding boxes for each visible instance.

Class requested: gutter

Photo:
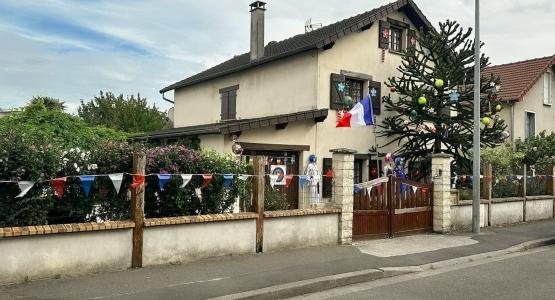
[161,92,175,104]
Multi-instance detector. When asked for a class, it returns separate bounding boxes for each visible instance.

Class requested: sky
[0,0,553,113]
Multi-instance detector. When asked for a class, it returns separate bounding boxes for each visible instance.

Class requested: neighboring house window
[525,111,536,138]
[345,78,364,104]
[390,26,403,52]
[544,71,552,105]
[220,85,238,121]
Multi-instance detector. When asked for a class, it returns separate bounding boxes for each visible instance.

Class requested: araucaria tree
[380,20,508,176]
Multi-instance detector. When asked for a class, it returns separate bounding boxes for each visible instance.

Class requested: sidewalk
[1,220,554,300]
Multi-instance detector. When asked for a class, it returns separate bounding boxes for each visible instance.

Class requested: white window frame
[544,71,552,106]
[525,110,536,138]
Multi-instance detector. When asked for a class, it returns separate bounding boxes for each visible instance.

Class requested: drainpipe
[162,92,175,104]
[510,101,515,143]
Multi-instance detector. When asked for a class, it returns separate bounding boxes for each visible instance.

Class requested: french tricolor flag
[336,95,374,127]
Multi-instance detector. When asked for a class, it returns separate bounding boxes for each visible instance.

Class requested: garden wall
[0,221,134,284]
[0,209,340,285]
[263,210,339,252]
[450,196,554,230]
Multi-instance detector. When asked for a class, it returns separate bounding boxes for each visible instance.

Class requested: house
[485,54,555,140]
[147,0,433,208]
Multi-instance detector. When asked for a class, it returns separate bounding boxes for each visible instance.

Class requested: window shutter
[228,90,237,120]
[369,81,381,115]
[221,91,229,120]
[407,29,417,48]
[330,73,346,110]
[378,20,390,49]
[322,158,333,198]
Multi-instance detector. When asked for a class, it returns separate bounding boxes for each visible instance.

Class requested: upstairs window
[390,27,403,52]
[220,85,238,121]
[544,71,552,106]
[525,111,535,138]
[345,78,364,104]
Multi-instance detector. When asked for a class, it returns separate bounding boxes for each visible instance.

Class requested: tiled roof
[160,0,433,93]
[484,54,555,102]
[136,108,328,139]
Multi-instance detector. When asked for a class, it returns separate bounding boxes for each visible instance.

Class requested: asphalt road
[297,245,555,300]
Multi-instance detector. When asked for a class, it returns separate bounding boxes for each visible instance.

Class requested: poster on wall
[270,165,287,186]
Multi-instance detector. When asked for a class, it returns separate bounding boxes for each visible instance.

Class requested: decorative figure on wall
[231,135,243,158]
[305,154,320,207]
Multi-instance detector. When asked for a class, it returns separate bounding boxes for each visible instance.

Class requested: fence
[0,155,341,284]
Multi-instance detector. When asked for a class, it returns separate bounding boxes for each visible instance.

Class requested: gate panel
[391,178,433,236]
[352,180,389,239]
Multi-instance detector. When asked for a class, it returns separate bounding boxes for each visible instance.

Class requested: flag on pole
[336,95,374,128]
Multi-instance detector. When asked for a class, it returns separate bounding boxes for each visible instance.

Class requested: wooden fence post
[522,164,527,222]
[252,156,265,253]
[131,153,146,268]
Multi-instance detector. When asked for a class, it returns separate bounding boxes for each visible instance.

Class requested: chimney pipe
[249,1,266,61]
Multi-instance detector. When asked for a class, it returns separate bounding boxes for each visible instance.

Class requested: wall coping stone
[491,197,525,203]
[144,212,258,227]
[431,153,453,158]
[525,195,554,201]
[454,199,489,206]
[264,208,341,218]
[0,220,135,239]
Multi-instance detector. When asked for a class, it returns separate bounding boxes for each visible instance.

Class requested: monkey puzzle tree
[379,20,508,176]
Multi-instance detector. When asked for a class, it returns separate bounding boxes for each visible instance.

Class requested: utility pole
[472,0,481,233]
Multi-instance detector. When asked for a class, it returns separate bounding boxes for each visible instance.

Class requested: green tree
[78,91,169,133]
[380,20,508,176]
[28,96,66,111]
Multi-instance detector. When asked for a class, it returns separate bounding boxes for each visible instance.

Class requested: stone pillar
[331,148,356,245]
[432,153,453,233]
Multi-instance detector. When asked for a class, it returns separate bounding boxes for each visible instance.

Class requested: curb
[209,267,420,300]
[211,237,555,300]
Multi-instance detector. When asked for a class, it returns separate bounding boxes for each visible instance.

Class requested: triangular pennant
[376,185,382,195]
[299,175,307,189]
[516,175,523,180]
[354,184,361,193]
[325,169,334,178]
[109,173,124,194]
[238,175,250,181]
[79,175,95,197]
[157,174,171,191]
[285,175,294,188]
[366,186,373,195]
[16,181,35,198]
[180,174,193,188]
[201,174,213,188]
[400,183,407,193]
[51,177,67,199]
[412,186,418,193]
[269,174,279,188]
[223,174,234,188]
[421,187,429,193]
[130,175,145,189]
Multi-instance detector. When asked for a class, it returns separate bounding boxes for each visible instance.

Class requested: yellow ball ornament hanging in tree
[495,104,502,112]
[434,78,444,88]
[418,96,427,105]
[481,117,491,126]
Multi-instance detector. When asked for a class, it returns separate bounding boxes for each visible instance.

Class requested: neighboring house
[0,109,18,118]
[485,54,555,141]
[146,0,433,208]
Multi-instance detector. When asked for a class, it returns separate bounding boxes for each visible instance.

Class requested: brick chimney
[249,1,266,61]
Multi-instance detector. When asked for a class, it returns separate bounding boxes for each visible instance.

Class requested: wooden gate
[353,177,433,240]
